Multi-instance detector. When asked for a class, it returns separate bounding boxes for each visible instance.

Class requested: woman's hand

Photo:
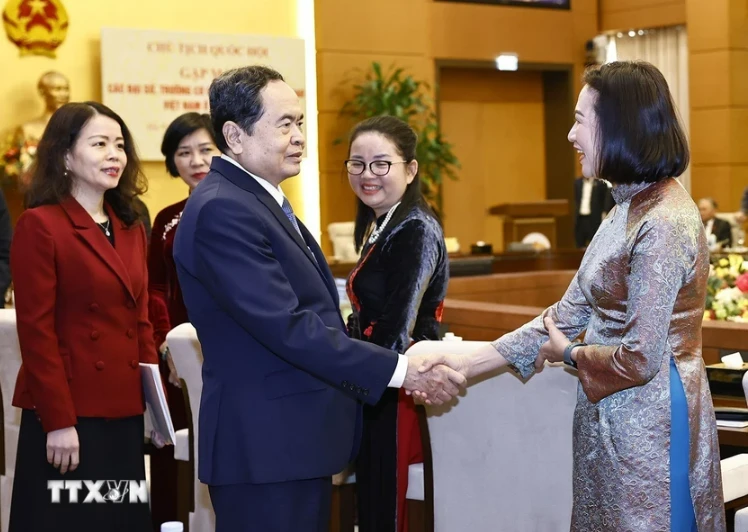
[47,426,80,474]
[150,430,170,449]
[535,317,571,372]
[416,353,471,381]
[160,342,181,388]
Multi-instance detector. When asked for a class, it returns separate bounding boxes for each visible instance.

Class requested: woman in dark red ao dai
[147,112,220,527]
[345,116,448,532]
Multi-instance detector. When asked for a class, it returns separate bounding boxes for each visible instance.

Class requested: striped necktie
[281,197,318,265]
[281,197,303,238]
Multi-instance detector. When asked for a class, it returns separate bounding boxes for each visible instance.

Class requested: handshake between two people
[401,353,471,405]
[398,316,575,405]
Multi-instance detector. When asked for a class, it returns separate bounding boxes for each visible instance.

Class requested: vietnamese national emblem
[2,0,69,58]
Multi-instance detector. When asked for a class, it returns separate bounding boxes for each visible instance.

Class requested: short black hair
[160,113,216,177]
[583,61,689,185]
[208,66,284,153]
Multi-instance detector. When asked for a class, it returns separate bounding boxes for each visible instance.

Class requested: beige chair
[166,323,215,532]
[406,340,577,531]
[737,509,748,532]
[327,222,358,263]
[0,309,21,532]
[730,373,748,530]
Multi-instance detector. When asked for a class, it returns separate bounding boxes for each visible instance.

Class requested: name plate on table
[706,362,748,399]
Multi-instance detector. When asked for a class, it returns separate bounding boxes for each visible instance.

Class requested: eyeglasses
[344,159,408,177]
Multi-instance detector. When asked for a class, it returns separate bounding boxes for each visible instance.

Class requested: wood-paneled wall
[314,0,598,255]
[446,271,572,306]
[440,69,546,251]
[315,0,433,254]
[599,0,686,33]
[687,0,748,212]
[431,0,596,64]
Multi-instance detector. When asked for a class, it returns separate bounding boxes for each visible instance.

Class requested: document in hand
[140,363,176,445]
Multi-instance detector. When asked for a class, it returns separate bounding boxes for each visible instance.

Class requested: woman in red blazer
[148,112,219,527]
[9,102,160,532]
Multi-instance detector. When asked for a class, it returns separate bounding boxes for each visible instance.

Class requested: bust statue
[1,71,70,183]
[17,71,71,146]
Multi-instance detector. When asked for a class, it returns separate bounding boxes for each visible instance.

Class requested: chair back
[327,221,358,262]
[167,323,215,532]
[0,309,22,532]
[409,340,578,532]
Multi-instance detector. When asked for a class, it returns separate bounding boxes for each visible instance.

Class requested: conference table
[719,425,748,448]
[715,395,748,449]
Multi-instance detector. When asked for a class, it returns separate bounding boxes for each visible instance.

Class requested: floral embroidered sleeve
[490,272,593,378]
[574,215,695,403]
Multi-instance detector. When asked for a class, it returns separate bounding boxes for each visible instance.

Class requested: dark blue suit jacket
[173,157,398,486]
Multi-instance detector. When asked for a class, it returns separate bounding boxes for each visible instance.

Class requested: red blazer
[11,197,159,433]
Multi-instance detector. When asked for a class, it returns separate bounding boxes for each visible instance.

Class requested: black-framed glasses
[344,159,408,176]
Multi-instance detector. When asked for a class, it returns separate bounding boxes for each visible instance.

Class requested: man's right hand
[47,426,80,474]
[402,354,467,405]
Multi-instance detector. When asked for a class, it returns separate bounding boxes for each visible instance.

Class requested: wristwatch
[160,345,170,362]
[563,342,586,368]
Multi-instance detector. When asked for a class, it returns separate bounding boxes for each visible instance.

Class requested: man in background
[699,197,732,248]
[736,187,748,226]
[573,175,614,248]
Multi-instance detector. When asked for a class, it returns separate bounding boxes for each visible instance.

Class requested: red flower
[737,273,748,293]
[3,147,20,162]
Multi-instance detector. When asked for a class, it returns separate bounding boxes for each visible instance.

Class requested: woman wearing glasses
[344,116,448,532]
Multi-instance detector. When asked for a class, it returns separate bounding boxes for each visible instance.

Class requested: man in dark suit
[173,66,464,531]
[698,197,733,248]
[573,176,614,248]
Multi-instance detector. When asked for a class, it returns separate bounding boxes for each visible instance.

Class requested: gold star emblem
[3,0,69,57]
[23,0,48,18]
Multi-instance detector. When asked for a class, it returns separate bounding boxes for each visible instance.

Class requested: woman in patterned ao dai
[420,61,725,531]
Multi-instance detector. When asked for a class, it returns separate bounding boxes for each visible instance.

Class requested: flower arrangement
[0,130,35,184]
[704,255,748,321]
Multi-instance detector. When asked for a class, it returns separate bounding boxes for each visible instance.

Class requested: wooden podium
[488,200,569,250]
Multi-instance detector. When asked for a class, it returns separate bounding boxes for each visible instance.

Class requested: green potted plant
[337,62,460,213]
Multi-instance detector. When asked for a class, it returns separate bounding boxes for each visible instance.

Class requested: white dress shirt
[704,218,714,240]
[579,178,593,216]
[222,154,285,206]
[220,155,408,388]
